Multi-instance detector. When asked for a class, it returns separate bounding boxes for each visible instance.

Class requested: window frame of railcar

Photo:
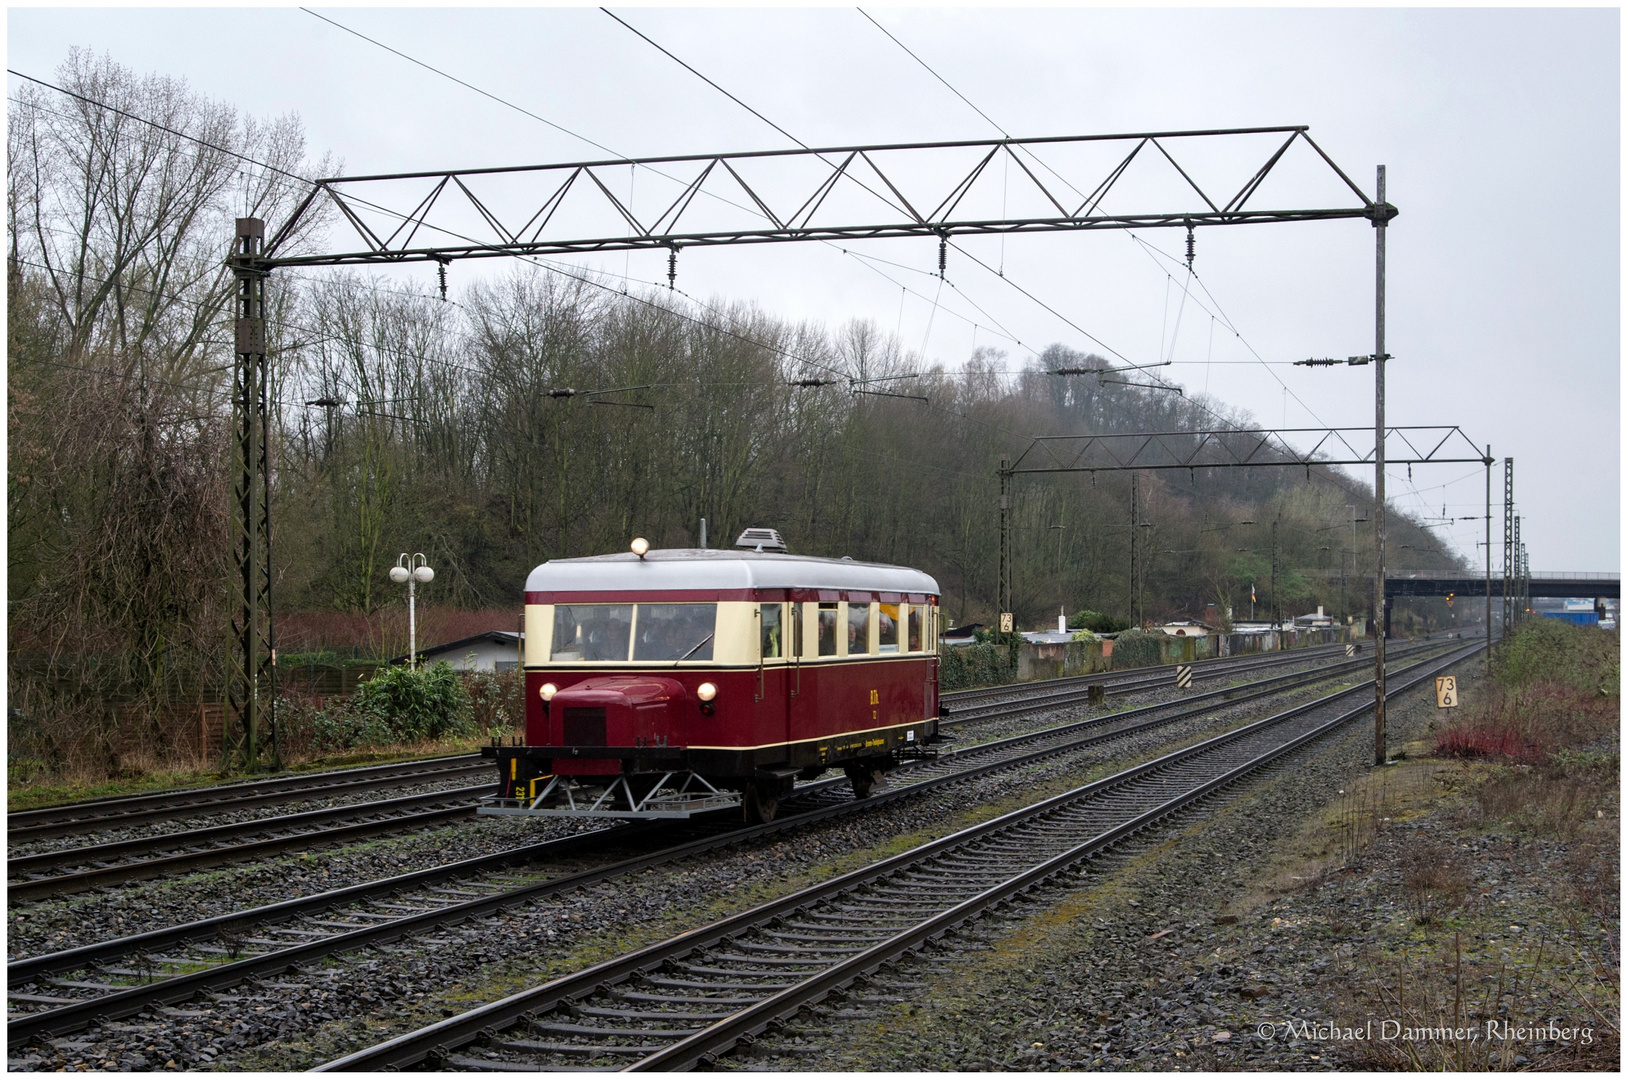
[533,601,743,665]
[845,601,872,657]
[632,603,717,662]
[817,602,840,657]
[758,602,783,661]
[550,603,634,662]
[878,602,900,653]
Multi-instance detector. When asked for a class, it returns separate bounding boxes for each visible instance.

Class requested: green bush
[352,662,476,742]
[1110,629,1167,670]
[1495,619,1620,695]
[1070,610,1130,634]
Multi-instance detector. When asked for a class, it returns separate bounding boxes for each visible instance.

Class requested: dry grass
[1346,932,1619,1071]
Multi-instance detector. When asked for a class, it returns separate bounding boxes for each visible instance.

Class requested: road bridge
[1385,573,1619,600]
[1384,572,1618,637]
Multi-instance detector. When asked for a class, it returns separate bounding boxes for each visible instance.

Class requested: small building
[392,631,523,671]
[941,622,984,646]
[1156,620,1210,638]
[1293,605,1337,629]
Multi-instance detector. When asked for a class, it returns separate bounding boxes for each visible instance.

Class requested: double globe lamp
[389,553,435,669]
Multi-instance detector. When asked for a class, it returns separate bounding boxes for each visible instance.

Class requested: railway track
[319,639,1483,1071]
[5,785,489,902]
[6,755,486,844]
[939,637,1371,714]
[5,637,1458,1044]
[7,638,1413,902]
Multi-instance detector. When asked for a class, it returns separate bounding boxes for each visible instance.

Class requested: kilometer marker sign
[1434,675,1459,709]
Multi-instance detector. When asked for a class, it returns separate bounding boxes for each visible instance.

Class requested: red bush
[1434,724,1547,763]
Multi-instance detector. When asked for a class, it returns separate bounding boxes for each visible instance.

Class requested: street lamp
[390,552,435,669]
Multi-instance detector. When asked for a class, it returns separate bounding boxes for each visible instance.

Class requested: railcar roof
[526,548,939,596]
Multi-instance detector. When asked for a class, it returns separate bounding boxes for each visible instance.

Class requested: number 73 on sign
[1434,676,1459,709]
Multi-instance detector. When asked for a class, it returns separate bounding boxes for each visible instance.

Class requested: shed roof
[389,630,520,666]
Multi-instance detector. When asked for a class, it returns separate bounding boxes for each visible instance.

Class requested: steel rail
[942,640,1372,723]
[939,638,1361,708]
[7,760,489,844]
[4,641,1453,1042]
[6,786,489,901]
[7,754,483,835]
[314,641,1480,1071]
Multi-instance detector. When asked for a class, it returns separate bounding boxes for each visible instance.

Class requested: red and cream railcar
[479,536,941,822]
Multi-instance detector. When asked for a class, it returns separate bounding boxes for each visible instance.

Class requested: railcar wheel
[743,782,778,824]
[844,763,882,800]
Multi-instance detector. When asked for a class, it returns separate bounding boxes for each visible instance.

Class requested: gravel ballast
[736,651,1618,1072]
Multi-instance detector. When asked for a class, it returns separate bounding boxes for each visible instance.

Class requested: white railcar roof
[526,548,939,595]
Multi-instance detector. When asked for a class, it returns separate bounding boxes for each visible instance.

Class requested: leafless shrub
[1400,842,1471,924]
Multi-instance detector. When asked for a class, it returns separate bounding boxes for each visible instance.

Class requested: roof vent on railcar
[735,527,788,553]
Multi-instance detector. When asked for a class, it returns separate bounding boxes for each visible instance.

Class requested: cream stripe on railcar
[524,604,552,667]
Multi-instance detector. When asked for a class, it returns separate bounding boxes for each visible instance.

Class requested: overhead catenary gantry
[242,126,1394,271]
[995,425,1494,649]
[225,124,1395,768]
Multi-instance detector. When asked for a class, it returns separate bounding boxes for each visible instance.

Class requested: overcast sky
[9,4,1620,573]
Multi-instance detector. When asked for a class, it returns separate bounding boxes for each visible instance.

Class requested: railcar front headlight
[696,682,718,702]
[539,682,559,702]
[631,537,649,557]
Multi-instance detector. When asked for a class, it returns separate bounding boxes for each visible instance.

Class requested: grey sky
[9,5,1619,572]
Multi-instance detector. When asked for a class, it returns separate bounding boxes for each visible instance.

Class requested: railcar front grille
[562,707,607,746]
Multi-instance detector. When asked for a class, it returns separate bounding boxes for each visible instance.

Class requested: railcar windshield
[633,603,716,661]
[552,604,632,661]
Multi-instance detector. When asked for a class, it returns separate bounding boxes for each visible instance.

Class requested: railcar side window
[633,604,716,661]
[760,603,782,659]
[552,604,632,662]
[817,603,839,656]
[907,604,923,652]
[848,602,872,656]
[878,603,900,653]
